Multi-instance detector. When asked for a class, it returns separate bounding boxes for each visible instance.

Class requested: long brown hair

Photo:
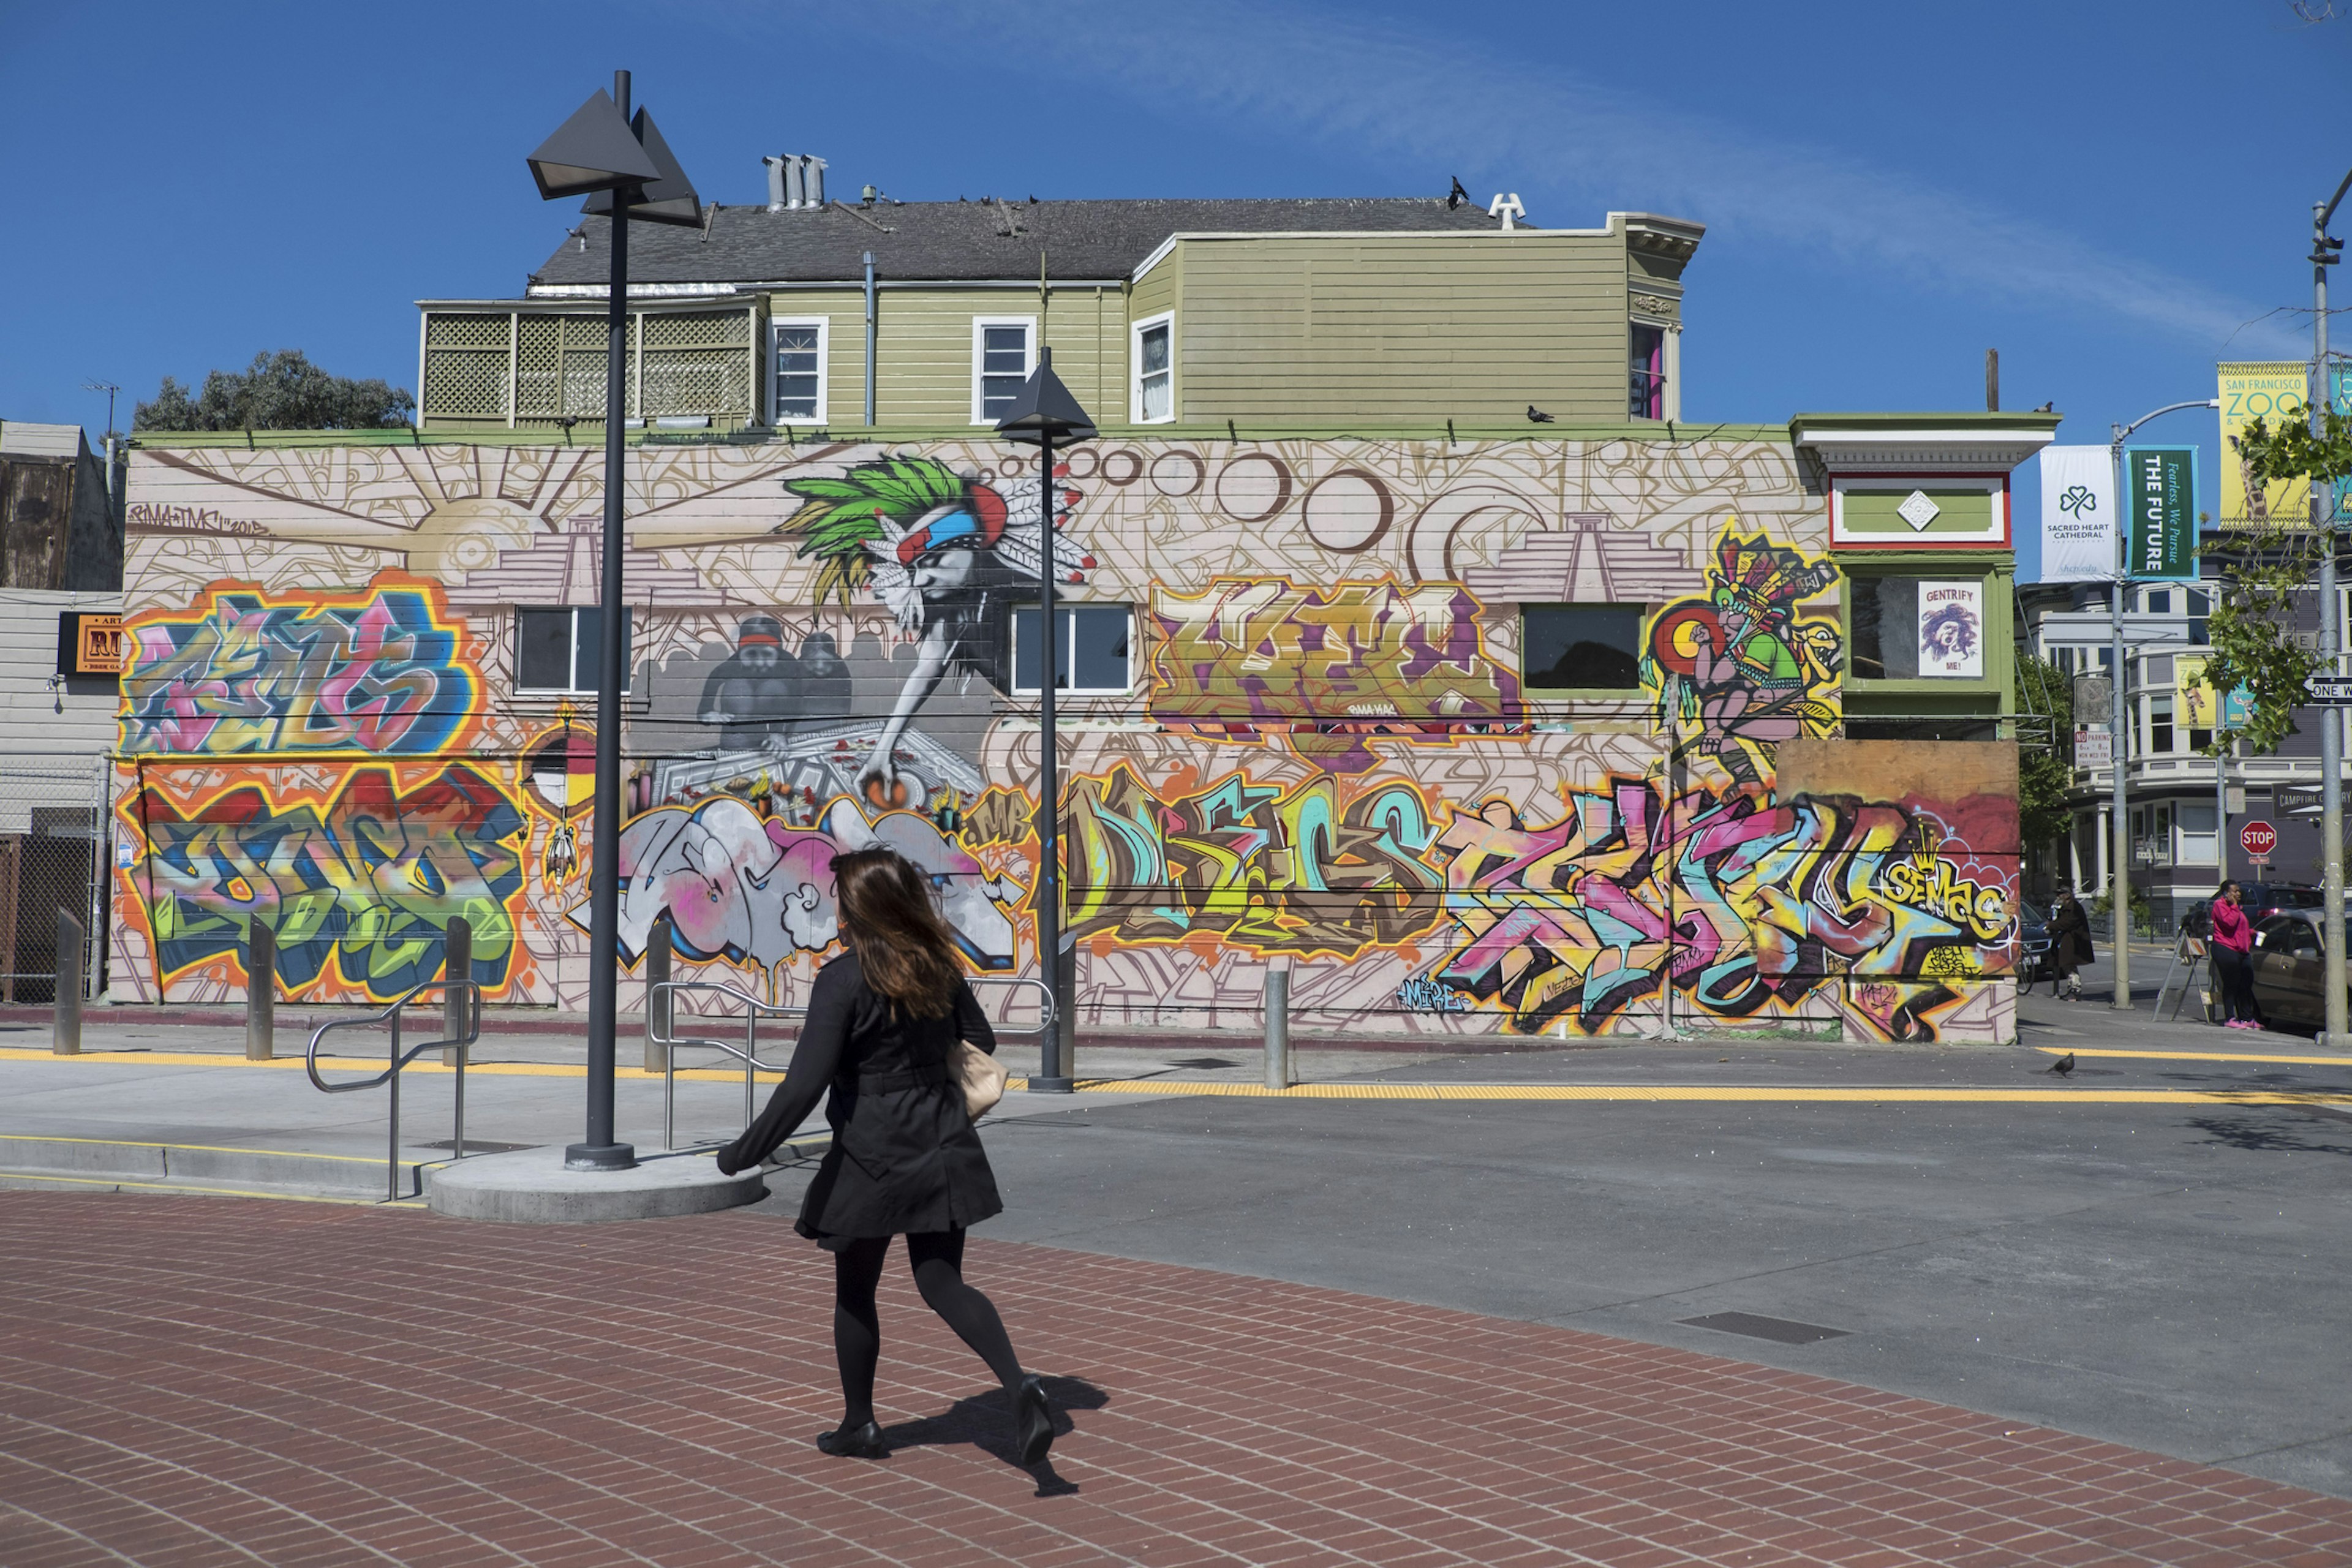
[832,847,960,1017]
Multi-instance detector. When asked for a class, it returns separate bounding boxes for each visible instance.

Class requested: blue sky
[4,0,2346,580]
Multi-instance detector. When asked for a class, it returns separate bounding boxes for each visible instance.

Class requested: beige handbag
[949,1038,1009,1119]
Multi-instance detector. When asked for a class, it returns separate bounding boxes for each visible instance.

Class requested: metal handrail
[306,979,484,1202]
[646,974,1058,1151]
[648,979,801,1151]
[965,974,1057,1039]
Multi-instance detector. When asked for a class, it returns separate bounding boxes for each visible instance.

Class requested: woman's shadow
[878,1374,1107,1496]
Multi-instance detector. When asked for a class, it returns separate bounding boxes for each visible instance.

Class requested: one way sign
[2309,677,2352,705]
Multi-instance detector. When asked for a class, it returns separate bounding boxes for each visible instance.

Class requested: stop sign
[2240,820,2278,858]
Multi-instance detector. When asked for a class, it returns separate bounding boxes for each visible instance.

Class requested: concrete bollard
[643,914,673,1072]
[1264,966,1290,1090]
[443,916,472,1066]
[53,910,83,1055]
[245,918,274,1060]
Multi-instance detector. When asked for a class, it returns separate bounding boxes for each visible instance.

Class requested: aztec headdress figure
[778,455,1090,795]
[1641,525,1841,785]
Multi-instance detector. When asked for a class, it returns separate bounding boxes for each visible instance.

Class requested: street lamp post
[2106,398,2221,1009]
[2310,166,2348,1048]
[527,72,701,1170]
[995,347,1096,1093]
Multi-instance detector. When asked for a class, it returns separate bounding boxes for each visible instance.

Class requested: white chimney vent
[764,154,828,211]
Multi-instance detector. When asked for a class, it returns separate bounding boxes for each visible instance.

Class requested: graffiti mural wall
[111,435,2018,1041]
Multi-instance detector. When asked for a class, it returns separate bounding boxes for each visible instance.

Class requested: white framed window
[1131,311,1174,423]
[516,606,634,695]
[971,316,1036,424]
[1010,606,1131,693]
[769,317,827,424]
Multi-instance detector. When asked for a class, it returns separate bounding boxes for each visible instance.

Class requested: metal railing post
[644,914,671,1072]
[53,911,82,1056]
[442,916,471,1068]
[246,919,274,1061]
[386,1002,402,1201]
[1264,965,1290,1090]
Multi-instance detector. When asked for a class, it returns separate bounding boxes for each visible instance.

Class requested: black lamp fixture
[995,349,1096,1093]
[524,72,699,1172]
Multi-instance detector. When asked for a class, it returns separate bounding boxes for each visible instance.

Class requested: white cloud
[892,0,2294,356]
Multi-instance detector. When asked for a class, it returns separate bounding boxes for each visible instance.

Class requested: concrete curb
[425,1146,766,1223]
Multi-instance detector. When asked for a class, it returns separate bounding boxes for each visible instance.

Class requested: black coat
[2049,899,2093,968]
[716,952,1002,1246]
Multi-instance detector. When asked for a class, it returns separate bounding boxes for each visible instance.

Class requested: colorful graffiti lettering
[1152,577,1518,734]
[1046,762,1444,957]
[121,764,527,1000]
[1642,526,1840,786]
[123,574,481,756]
[589,791,1019,973]
[1422,778,2013,1039]
[1395,976,1472,1013]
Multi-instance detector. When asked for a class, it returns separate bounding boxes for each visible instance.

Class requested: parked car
[2248,909,2348,1033]
[2183,882,2321,939]
[2016,904,2052,982]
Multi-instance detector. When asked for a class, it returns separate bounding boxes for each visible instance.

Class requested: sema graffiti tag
[123,764,527,1000]
[124,574,481,756]
[588,792,1018,974]
[1422,777,2013,1039]
[1040,762,1444,957]
[1152,577,1518,729]
[1642,527,1840,785]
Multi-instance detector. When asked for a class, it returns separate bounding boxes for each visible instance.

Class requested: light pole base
[2315,1033,2352,1054]
[1027,1076,1076,1095]
[564,1141,638,1172]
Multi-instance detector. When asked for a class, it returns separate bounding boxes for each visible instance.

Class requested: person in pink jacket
[2208,881,2259,1029]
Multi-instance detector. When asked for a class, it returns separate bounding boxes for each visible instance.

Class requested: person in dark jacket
[2047,887,2091,1000]
[716,847,1051,1466]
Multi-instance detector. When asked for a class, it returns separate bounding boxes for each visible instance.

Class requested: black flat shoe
[1014,1376,1054,1466]
[816,1420,889,1460]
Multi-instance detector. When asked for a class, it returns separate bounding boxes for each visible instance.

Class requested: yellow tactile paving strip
[1008,1077,2352,1107]
[2032,1045,2352,1068]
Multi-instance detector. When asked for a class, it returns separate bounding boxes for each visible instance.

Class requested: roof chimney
[764,154,827,211]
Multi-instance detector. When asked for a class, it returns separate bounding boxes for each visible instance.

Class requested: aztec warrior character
[778,456,1090,802]
[1642,532,1842,785]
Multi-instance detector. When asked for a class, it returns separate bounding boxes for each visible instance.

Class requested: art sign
[1917,582,1983,679]
[2123,446,2196,582]
[105,435,2019,1043]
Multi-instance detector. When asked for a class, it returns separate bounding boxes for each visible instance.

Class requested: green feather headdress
[778,456,970,606]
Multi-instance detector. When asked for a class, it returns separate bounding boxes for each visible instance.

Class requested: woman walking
[2047,886,2090,1000]
[2208,880,2260,1030]
[715,848,1052,1465]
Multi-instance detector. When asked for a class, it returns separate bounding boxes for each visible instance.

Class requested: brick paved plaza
[4,1193,2350,1568]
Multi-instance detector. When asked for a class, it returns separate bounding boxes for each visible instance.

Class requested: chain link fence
[0,759,109,1003]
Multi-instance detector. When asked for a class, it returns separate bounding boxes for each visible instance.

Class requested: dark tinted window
[1849,578,1919,680]
[1523,604,1642,690]
[516,609,573,691]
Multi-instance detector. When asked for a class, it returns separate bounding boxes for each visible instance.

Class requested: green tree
[2015,654,2076,854]
[134,350,414,432]
[2197,402,2352,754]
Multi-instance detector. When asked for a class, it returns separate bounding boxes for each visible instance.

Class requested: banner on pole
[2123,445,2196,581]
[2177,655,2252,731]
[2037,445,2116,582]
[2334,363,2351,522]
[2218,361,2311,526]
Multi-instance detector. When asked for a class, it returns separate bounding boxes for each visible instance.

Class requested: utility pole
[2314,166,2350,1047]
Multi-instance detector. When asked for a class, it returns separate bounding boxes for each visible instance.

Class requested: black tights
[832,1229,1025,1427]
